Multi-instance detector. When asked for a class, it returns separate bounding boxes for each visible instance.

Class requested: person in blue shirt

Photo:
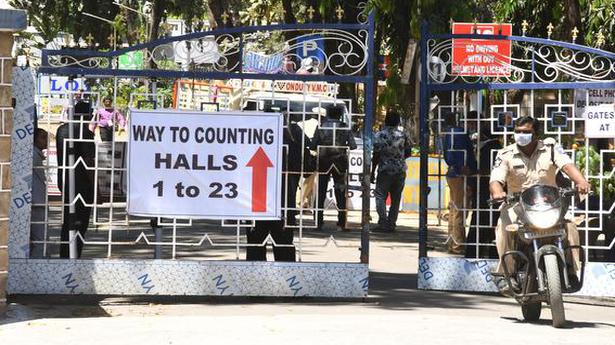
[440,111,477,254]
[466,123,501,259]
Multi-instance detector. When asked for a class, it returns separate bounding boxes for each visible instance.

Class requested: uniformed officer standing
[489,116,590,286]
[440,111,477,254]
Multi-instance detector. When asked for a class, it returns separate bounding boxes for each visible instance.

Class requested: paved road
[1,213,613,344]
[1,287,613,345]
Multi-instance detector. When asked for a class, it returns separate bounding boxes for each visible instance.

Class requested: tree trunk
[207,0,240,72]
[307,0,323,23]
[335,1,362,108]
[148,0,165,42]
[565,0,584,44]
[207,0,233,28]
[394,1,411,67]
[282,0,296,24]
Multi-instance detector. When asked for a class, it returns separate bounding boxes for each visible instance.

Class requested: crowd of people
[246,105,415,262]
[31,95,421,262]
[39,96,562,265]
[30,93,597,280]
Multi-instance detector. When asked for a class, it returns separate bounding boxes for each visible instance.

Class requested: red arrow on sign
[246,147,274,212]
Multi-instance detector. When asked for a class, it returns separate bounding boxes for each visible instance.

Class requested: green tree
[10,0,119,47]
[583,0,615,51]
[492,0,615,50]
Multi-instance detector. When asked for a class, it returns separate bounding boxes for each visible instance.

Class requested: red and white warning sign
[128,109,283,219]
[452,22,512,77]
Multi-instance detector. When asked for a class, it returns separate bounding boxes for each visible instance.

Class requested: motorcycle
[489,184,585,328]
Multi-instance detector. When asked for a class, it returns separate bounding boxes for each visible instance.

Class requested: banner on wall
[128,109,283,219]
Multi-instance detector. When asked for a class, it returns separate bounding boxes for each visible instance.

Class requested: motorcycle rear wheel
[545,254,566,328]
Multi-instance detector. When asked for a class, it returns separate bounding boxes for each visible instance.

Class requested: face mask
[514,133,533,147]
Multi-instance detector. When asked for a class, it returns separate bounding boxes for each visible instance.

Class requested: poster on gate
[128,109,283,219]
[452,23,512,77]
[575,89,615,118]
[583,104,615,138]
[324,149,376,211]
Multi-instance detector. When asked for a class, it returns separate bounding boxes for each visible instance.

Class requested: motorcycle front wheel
[522,302,542,321]
[521,272,541,321]
[545,254,566,328]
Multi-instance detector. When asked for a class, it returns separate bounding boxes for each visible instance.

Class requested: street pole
[418,21,429,258]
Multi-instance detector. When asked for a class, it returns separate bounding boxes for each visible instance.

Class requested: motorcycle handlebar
[561,188,594,197]
[487,194,519,206]
[488,187,594,206]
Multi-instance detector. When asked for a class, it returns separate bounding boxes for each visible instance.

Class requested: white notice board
[128,109,283,219]
[583,104,615,138]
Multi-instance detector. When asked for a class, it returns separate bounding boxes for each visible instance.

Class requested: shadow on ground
[0,297,111,326]
[367,271,515,310]
[499,316,615,329]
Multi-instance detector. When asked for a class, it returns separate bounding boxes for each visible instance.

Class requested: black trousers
[59,166,94,258]
[375,171,405,229]
[285,172,301,226]
[60,201,92,258]
[99,126,113,141]
[317,158,348,228]
[246,220,296,261]
[246,177,296,262]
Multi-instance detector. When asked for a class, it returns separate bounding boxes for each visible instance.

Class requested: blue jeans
[375,171,406,229]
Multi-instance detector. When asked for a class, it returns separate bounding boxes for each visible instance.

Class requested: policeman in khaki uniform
[489,116,591,286]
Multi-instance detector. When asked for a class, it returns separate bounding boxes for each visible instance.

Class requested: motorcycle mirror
[505,224,520,232]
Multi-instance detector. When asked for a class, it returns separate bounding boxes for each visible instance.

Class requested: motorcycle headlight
[525,208,561,229]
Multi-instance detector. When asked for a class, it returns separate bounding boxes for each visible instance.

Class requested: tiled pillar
[0,7,27,314]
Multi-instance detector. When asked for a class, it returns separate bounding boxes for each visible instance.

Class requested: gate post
[360,10,376,264]
[0,6,27,314]
[418,21,429,258]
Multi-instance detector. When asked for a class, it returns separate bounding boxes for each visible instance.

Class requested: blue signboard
[295,34,326,65]
[242,51,284,74]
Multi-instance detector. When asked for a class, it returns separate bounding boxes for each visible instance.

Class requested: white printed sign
[128,109,283,219]
[575,89,615,118]
[38,76,87,94]
[583,104,615,138]
[325,149,376,211]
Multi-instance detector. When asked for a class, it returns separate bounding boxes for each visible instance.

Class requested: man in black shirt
[246,110,303,261]
[56,97,95,258]
[311,104,357,231]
